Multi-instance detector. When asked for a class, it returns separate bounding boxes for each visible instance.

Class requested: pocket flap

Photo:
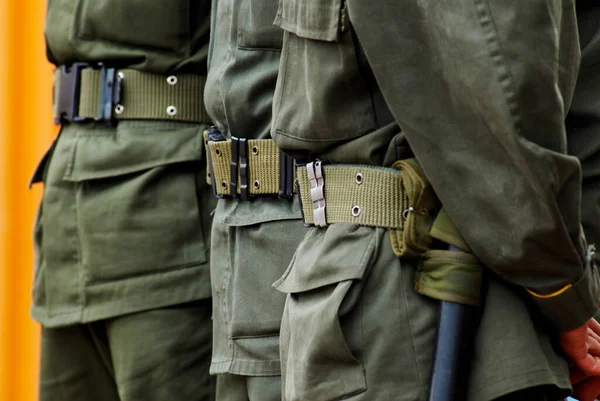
[63,123,204,182]
[274,0,343,41]
[28,139,57,188]
[274,223,377,293]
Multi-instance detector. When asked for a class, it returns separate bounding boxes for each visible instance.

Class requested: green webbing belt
[207,138,297,197]
[53,68,210,123]
[296,160,484,306]
[296,163,408,228]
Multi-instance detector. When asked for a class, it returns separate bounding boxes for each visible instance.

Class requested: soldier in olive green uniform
[270,0,600,400]
[30,1,216,400]
[203,0,306,399]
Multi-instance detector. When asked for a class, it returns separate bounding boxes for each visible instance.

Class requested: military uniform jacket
[271,0,600,399]
[31,0,214,327]
[204,0,303,376]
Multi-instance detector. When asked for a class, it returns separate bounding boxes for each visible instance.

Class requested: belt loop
[307,161,327,227]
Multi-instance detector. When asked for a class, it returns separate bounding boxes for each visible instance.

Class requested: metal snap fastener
[114,104,124,114]
[167,75,178,85]
[351,205,361,217]
[355,172,363,185]
[166,105,177,116]
[252,146,259,155]
[253,180,260,189]
[117,71,125,80]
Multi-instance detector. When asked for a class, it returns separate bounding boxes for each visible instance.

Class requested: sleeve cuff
[529,254,600,332]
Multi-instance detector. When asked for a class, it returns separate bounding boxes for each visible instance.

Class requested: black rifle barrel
[428,246,480,401]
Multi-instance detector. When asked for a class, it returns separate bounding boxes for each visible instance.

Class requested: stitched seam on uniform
[273,31,290,135]
[74,181,86,321]
[273,128,366,143]
[472,0,521,135]
[225,226,236,364]
[84,260,209,286]
[468,368,568,399]
[402,258,427,396]
[237,45,283,53]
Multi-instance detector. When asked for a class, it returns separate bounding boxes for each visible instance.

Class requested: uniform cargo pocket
[274,224,375,401]
[271,0,376,148]
[226,218,306,339]
[62,123,204,182]
[28,139,57,188]
[211,197,304,340]
[275,0,344,42]
[72,0,191,53]
[237,0,284,50]
[56,123,210,283]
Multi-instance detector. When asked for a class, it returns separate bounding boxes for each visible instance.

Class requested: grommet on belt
[307,160,327,227]
[166,105,177,116]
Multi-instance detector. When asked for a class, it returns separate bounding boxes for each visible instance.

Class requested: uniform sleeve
[347,0,600,331]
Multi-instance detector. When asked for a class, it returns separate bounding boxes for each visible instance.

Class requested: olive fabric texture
[39,300,214,401]
[271,0,600,400]
[32,1,216,400]
[204,0,304,399]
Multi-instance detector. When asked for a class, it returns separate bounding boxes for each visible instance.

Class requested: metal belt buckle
[278,152,294,200]
[54,62,88,124]
[307,161,327,227]
[205,127,226,199]
[54,63,122,126]
[230,137,250,200]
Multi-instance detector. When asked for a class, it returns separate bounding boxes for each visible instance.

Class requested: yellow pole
[1,0,56,400]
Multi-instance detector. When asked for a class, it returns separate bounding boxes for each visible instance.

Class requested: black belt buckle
[54,63,122,126]
[239,138,249,200]
[97,64,122,126]
[54,62,88,124]
[230,137,250,200]
[278,152,294,200]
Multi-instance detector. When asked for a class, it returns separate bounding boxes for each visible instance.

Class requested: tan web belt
[53,63,209,125]
[206,135,296,200]
[297,161,409,228]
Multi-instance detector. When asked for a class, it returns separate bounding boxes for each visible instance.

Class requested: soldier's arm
[348,0,600,332]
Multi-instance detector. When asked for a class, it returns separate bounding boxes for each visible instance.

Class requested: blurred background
[1,0,56,400]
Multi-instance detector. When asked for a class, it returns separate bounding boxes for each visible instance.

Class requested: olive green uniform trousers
[39,300,213,401]
[32,122,216,401]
